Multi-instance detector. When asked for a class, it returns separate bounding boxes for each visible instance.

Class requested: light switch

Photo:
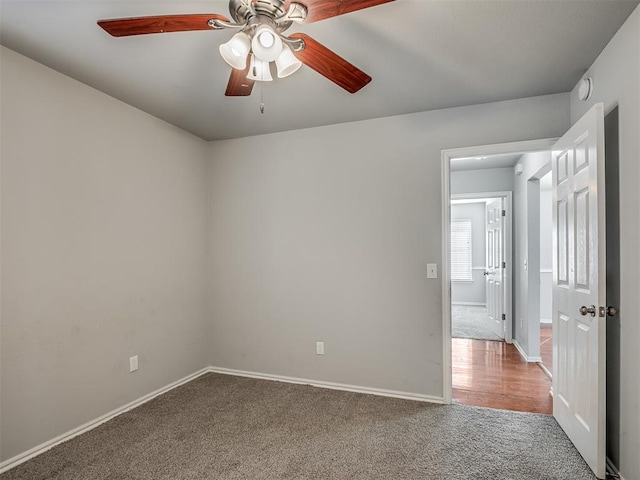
[427,263,438,279]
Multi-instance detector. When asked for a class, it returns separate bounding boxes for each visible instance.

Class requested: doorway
[450,194,511,343]
[441,139,557,413]
[443,105,610,478]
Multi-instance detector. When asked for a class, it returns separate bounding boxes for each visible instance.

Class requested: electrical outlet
[316,341,324,355]
[129,355,138,372]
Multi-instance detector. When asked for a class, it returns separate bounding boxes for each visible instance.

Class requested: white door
[485,198,504,339]
[552,103,606,479]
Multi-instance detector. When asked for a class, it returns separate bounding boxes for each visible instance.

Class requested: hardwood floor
[452,338,553,414]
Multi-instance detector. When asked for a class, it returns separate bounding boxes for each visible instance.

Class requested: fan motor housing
[229,0,288,23]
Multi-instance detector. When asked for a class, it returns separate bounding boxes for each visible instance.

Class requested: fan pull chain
[259,82,265,114]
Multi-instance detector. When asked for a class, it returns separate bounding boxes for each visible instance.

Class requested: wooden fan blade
[225,58,255,96]
[285,0,395,24]
[289,33,371,93]
[98,14,230,37]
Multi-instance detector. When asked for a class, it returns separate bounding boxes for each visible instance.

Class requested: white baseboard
[538,362,552,380]
[513,340,542,363]
[540,318,552,325]
[1,366,444,474]
[607,457,625,479]
[0,368,210,474]
[208,366,445,404]
[451,302,486,307]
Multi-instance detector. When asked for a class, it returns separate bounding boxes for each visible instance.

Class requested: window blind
[451,219,472,281]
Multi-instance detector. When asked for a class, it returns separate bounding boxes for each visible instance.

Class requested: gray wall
[207,95,569,397]
[0,47,210,461]
[451,202,486,305]
[450,167,514,195]
[539,186,552,323]
[512,151,551,359]
[569,5,640,478]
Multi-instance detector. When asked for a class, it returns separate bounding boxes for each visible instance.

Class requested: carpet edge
[208,366,445,404]
[0,367,211,474]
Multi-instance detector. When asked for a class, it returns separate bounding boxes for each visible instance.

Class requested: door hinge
[502,210,506,217]
[502,314,506,320]
[502,261,506,268]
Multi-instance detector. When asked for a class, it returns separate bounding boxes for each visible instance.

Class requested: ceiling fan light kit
[97,0,396,96]
[275,44,302,78]
[219,32,252,69]
[251,24,283,62]
[247,54,274,81]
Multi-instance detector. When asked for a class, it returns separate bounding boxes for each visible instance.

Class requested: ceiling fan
[98,0,395,97]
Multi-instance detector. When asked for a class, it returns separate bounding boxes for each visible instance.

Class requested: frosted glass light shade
[219,32,251,70]
[275,45,302,78]
[247,54,273,82]
[251,25,283,62]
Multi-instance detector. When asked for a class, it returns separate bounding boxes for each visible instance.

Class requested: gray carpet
[1,373,595,480]
[452,305,502,341]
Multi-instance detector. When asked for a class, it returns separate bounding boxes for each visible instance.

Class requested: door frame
[441,138,557,404]
[451,192,512,341]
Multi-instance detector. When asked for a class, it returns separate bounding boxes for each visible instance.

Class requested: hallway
[452,338,553,414]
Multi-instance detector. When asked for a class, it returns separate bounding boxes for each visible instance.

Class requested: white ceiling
[1,0,638,141]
